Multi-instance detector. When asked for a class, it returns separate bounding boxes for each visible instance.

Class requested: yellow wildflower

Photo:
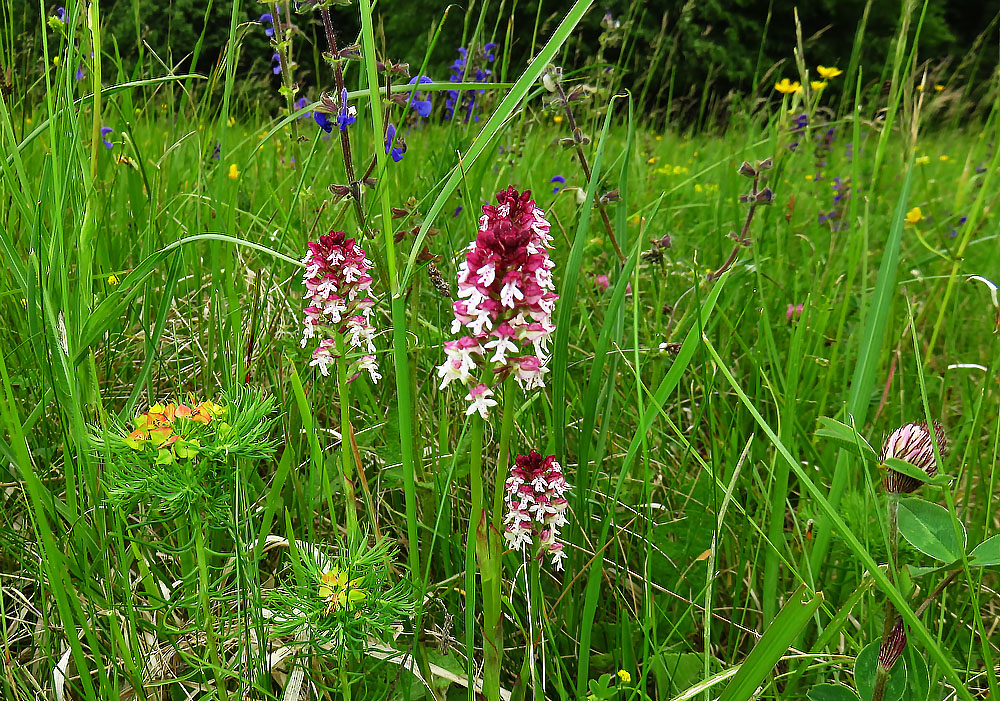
[655,135,662,141]
[915,155,930,165]
[805,174,814,181]
[53,55,61,67]
[107,274,120,286]
[647,157,657,165]
[617,670,631,684]
[939,155,948,162]
[934,84,944,92]
[227,116,236,127]
[816,65,843,79]
[319,567,367,615]
[553,115,563,124]
[775,78,802,95]
[905,207,923,226]
[916,84,924,92]
[695,184,703,193]
[228,163,240,179]
[811,81,828,91]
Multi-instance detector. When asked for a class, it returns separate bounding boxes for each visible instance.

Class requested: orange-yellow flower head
[775,78,802,95]
[816,65,843,79]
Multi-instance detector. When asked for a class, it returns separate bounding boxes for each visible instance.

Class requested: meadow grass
[1,1,999,700]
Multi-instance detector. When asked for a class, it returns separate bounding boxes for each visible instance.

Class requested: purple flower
[56,6,66,23]
[314,110,333,133]
[75,64,85,81]
[294,96,309,112]
[336,88,356,131]
[550,175,565,193]
[271,52,282,75]
[453,206,463,217]
[100,126,113,149]
[484,42,498,62]
[385,123,405,162]
[259,12,275,37]
[407,75,434,118]
[211,142,221,160]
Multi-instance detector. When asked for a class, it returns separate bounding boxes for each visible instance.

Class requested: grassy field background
[1,0,999,699]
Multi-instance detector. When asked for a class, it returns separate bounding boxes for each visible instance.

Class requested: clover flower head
[407,75,434,118]
[436,187,558,416]
[881,420,947,494]
[503,450,570,570]
[301,231,380,382]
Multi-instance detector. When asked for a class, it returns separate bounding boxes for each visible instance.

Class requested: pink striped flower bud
[881,421,947,494]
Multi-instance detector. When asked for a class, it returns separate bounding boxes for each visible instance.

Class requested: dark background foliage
[6,0,999,122]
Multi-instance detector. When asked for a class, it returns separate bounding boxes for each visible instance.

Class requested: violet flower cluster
[436,187,557,418]
[444,44,498,122]
[301,231,380,383]
[503,450,570,570]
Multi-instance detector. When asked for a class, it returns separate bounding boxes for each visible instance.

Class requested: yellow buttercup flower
[905,207,923,226]
[107,274,120,286]
[816,65,843,79]
[553,115,563,124]
[915,155,930,165]
[228,163,240,180]
[811,81,828,91]
[934,84,944,92]
[617,670,631,683]
[775,78,802,95]
[939,155,948,162]
[647,157,657,165]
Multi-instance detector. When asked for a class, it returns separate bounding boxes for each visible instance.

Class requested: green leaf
[717,585,824,701]
[815,417,879,462]
[882,458,946,488]
[855,642,907,701]
[808,683,862,701]
[897,498,966,562]
[969,533,1000,567]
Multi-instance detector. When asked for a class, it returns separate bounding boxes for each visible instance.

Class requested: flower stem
[464,415,486,697]
[873,496,900,701]
[336,336,359,546]
[483,383,515,701]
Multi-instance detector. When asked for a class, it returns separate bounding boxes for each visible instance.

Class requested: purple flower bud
[882,421,948,494]
[878,618,906,671]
